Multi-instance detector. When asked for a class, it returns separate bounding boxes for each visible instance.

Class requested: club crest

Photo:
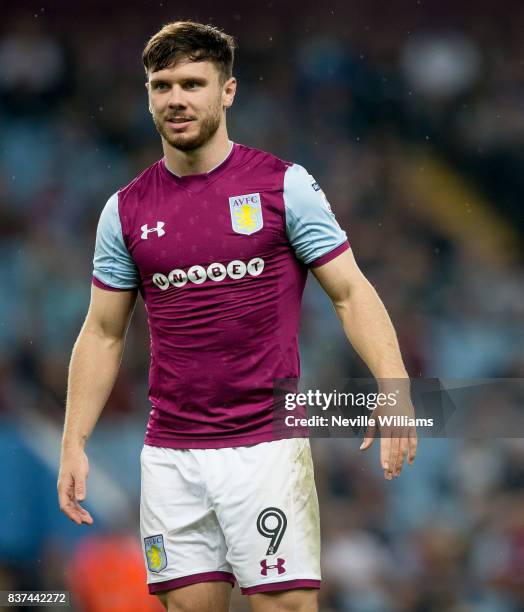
[229,193,263,235]
[144,534,167,573]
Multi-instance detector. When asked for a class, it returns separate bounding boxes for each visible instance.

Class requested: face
[146,59,236,152]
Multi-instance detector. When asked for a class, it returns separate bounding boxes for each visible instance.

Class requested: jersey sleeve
[92,192,140,291]
[283,164,350,267]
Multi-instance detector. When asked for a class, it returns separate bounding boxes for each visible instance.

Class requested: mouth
[165,118,195,130]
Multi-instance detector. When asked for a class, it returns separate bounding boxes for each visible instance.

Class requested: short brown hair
[142,21,236,83]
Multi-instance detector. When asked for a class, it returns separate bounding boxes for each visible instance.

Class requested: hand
[359,386,418,480]
[57,448,94,525]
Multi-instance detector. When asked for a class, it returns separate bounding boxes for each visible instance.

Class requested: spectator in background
[0,16,68,116]
[66,534,164,612]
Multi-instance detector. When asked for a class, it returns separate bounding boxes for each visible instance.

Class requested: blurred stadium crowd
[0,2,523,610]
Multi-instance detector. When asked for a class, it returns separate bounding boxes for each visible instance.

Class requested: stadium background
[1,0,523,610]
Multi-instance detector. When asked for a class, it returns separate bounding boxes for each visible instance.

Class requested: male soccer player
[58,21,417,612]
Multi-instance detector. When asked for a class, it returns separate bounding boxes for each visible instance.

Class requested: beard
[153,103,222,152]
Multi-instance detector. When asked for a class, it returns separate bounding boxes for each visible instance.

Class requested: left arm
[312,248,417,478]
[281,161,416,477]
[312,248,407,379]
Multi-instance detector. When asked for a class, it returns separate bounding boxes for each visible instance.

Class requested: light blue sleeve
[93,192,140,289]
[283,164,348,265]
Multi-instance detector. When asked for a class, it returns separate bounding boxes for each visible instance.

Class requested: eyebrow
[149,77,207,86]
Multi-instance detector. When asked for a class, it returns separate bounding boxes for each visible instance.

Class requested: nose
[167,85,187,109]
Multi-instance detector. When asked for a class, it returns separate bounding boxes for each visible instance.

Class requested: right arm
[57,285,137,525]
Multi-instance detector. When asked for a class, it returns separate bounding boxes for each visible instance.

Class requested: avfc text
[152,257,265,290]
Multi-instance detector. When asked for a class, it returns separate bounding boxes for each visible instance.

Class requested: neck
[162,123,232,176]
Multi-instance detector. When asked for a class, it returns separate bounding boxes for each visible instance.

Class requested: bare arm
[58,285,137,524]
[312,248,417,477]
[312,249,407,379]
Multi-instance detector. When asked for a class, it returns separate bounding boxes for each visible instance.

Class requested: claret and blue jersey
[93,142,349,448]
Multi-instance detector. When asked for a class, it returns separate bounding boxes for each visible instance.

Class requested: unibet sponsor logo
[152,257,264,290]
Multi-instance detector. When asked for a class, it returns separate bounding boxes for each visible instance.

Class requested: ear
[145,82,153,114]
[222,77,237,109]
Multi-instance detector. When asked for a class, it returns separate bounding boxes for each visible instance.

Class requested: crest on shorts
[228,193,263,235]
[144,534,168,573]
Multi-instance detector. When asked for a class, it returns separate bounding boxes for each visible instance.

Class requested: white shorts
[140,437,321,595]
